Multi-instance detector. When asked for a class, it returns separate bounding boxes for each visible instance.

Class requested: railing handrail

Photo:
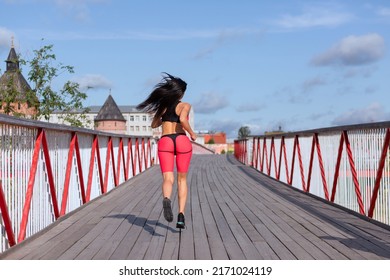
[0,113,131,138]
[247,121,390,138]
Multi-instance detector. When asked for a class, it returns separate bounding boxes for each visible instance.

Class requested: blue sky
[1,0,389,138]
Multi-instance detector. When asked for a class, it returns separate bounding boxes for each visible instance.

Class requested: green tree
[238,126,251,139]
[22,42,90,126]
[0,75,19,115]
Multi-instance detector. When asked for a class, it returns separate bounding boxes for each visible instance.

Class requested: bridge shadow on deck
[1,155,390,260]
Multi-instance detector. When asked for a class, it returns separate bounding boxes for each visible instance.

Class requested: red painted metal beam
[74,134,86,204]
[61,132,77,216]
[331,132,345,202]
[41,130,60,218]
[368,128,390,218]
[142,138,147,171]
[117,138,125,182]
[306,135,316,193]
[281,137,290,184]
[343,131,365,215]
[125,138,133,178]
[86,136,97,202]
[314,134,330,201]
[270,137,278,177]
[0,180,16,247]
[289,136,297,186]
[277,137,283,180]
[261,139,268,174]
[18,128,43,242]
[255,138,260,170]
[295,136,307,192]
[136,138,141,173]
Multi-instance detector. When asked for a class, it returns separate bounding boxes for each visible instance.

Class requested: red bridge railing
[0,114,157,253]
[235,121,390,226]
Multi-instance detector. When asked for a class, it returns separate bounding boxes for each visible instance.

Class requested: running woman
[136,73,197,229]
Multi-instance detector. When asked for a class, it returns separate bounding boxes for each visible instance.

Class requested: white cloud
[193,27,265,59]
[377,7,390,17]
[302,77,327,92]
[332,103,390,125]
[207,119,242,138]
[193,92,229,114]
[74,74,112,91]
[311,33,385,66]
[274,6,353,29]
[236,103,266,113]
[343,66,377,79]
[54,0,108,22]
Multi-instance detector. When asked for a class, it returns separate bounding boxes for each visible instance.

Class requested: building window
[136,126,140,131]
[135,116,140,122]
[142,115,147,121]
[130,126,134,131]
[142,126,147,131]
[130,116,134,121]
[148,115,153,121]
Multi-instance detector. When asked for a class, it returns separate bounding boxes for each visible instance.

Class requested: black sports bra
[161,101,180,123]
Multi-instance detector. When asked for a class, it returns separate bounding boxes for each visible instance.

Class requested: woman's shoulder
[177,101,191,109]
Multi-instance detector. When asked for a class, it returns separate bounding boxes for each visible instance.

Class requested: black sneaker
[176,212,185,229]
[163,198,173,222]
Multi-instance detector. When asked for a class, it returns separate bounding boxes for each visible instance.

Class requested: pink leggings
[158,134,192,173]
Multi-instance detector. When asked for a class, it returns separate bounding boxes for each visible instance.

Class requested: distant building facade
[48,94,195,138]
[195,131,232,154]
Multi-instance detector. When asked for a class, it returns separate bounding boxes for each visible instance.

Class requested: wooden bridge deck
[1,155,390,260]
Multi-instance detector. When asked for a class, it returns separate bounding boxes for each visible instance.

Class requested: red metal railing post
[295,136,306,192]
[261,139,267,173]
[368,128,390,218]
[0,180,16,247]
[73,134,86,204]
[116,138,124,183]
[331,132,345,202]
[61,132,78,215]
[343,131,365,215]
[18,128,43,242]
[314,133,330,200]
[41,131,60,218]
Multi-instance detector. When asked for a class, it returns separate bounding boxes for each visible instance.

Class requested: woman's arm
[178,103,197,141]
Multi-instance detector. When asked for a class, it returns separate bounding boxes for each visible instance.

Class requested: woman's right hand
[190,133,197,141]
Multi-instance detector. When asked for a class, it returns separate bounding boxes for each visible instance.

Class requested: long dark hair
[136,73,187,119]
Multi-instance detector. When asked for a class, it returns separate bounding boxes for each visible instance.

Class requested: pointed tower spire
[95,94,126,121]
[94,94,127,134]
[5,40,19,72]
